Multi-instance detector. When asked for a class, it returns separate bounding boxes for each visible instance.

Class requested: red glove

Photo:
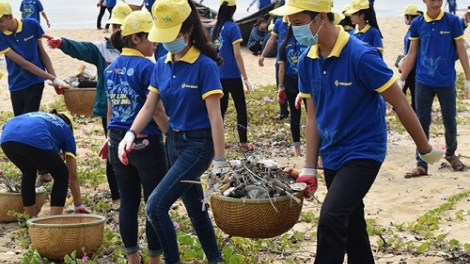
[43,34,62,49]
[277,87,286,103]
[296,168,318,198]
[54,86,63,95]
[98,141,109,160]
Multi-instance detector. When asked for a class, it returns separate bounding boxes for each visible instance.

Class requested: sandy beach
[0,16,470,263]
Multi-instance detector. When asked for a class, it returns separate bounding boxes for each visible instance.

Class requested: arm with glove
[297,97,321,198]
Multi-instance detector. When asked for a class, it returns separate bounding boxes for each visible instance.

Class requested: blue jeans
[146,129,222,264]
[415,83,457,169]
[109,130,167,257]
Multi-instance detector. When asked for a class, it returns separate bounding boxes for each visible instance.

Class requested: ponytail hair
[183,0,223,65]
[279,25,293,63]
[111,29,148,53]
[211,1,236,42]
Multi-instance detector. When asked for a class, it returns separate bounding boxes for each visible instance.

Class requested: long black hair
[183,0,223,65]
[211,1,236,42]
[110,30,148,53]
[339,16,354,30]
[356,6,383,38]
[278,25,293,63]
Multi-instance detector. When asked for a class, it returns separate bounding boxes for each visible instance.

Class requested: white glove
[397,79,406,90]
[212,158,228,176]
[464,80,470,98]
[118,131,136,165]
[418,146,445,165]
[52,77,71,89]
[244,78,254,93]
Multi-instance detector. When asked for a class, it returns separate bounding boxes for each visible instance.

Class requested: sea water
[8,0,466,30]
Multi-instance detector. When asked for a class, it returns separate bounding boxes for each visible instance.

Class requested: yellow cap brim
[270,5,305,16]
[108,17,125,25]
[148,23,182,43]
[344,8,360,16]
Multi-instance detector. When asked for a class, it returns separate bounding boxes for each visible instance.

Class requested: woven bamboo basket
[62,88,96,117]
[210,191,304,238]
[27,214,106,260]
[0,191,47,222]
[129,4,143,11]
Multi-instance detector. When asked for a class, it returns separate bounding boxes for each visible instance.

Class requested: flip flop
[404,166,428,178]
[240,143,255,153]
[445,155,465,171]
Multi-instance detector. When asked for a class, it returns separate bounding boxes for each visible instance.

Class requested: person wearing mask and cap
[0,0,70,117]
[270,0,444,263]
[42,2,134,210]
[104,11,167,264]
[119,0,225,263]
[399,0,470,177]
[1,111,89,215]
[345,0,383,57]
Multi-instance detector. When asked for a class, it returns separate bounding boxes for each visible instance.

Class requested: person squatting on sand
[43,2,135,210]
[103,11,168,264]
[399,0,470,177]
[1,111,88,216]
[270,0,445,263]
[212,0,255,152]
[0,0,70,117]
[119,0,226,263]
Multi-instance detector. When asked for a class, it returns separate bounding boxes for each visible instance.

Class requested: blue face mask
[162,36,187,54]
[292,18,322,46]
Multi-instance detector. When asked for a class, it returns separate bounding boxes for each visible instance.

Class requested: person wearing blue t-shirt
[19,0,50,28]
[271,0,443,263]
[144,0,155,12]
[277,25,307,156]
[247,0,274,12]
[445,0,457,14]
[1,111,89,216]
[399,0,470,177]
[259,15,289,119]
[398,5,422,111]
[103,11,167,264]
[346,0,383,57]
[212,0,255,152]
[247,17,268,55]
[96,0,110,30]
[104,0,117,32]
[0,1,70,117]
[119,1,225,263]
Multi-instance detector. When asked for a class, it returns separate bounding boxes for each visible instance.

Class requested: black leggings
[220,78,248,143]
[104,7,114,30]
[97,4,109,29]
[1,142,68,207]
[101,117,120,201]
[285,76,305,143]
[10,82,44,116]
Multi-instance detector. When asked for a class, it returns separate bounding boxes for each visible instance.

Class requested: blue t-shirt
[410,10,463,87]
[0,19,46,92]
[149,46,223,131]
[272,18,288,48]
[278,35,308,78]
[144,0,154,12]
[350,24,383,56]
[213,21,242,79]
[20,0,44,23]
[106,0,117,8]
[298,27,394,170]
[105,48,161,135]
[448,0,456,11]
[404,28,411,54]
[1,112,77,158]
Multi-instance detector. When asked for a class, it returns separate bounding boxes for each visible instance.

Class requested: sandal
[404,166,428,178]
[240,143,255,153]
[445,155,465,171]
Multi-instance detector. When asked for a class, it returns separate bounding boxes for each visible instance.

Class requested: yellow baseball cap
[342,4,352,14]
[220,0,236,6]
[121,11,153,36]
[0,1,12,18]
[61,112,74,127]
[402,5,420,16]
[149,0,191,43]
[332,8,344,25]
[344,0,370,15]
[270,0,332,16]
[108,2,133,25]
